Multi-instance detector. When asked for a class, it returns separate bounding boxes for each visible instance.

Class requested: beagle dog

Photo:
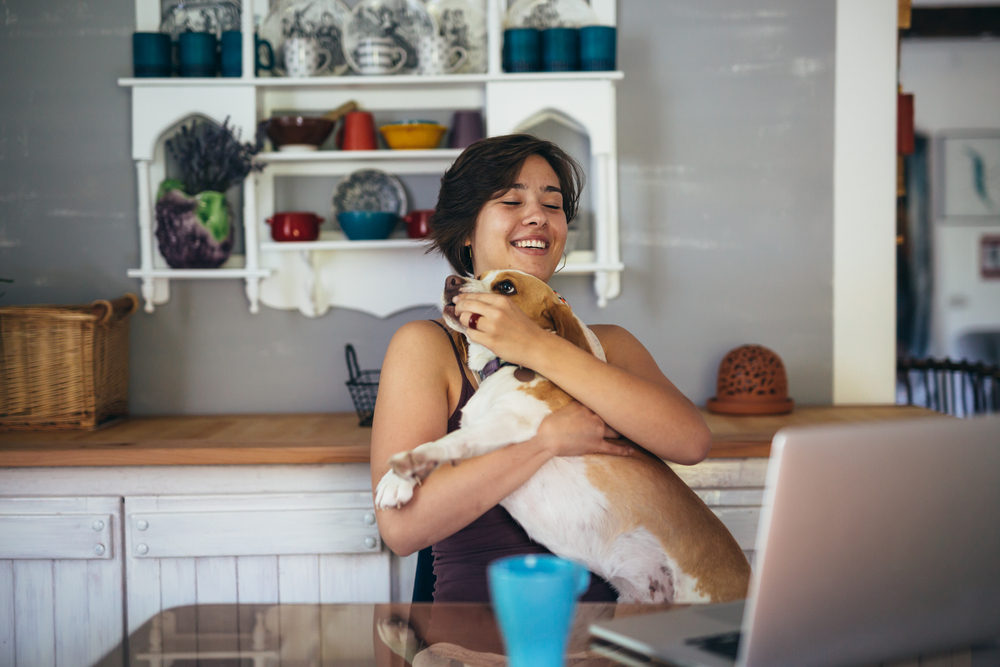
[375,269,751,604]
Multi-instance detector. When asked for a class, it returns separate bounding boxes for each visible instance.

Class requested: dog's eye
[495,280,517,295]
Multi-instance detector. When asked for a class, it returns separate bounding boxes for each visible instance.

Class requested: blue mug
[178,31,218,77]
[132,32,172,77]
[541,27,580,72]
[579,25,616,71]
[502,28,541,73]
[488,554,590,667]
[220,30,275,77]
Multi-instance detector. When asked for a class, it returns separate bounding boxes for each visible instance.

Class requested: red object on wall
[898,93,915,155]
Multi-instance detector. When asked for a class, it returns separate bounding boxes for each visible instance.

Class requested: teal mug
[220,30,275,77]
[488,554,591,667]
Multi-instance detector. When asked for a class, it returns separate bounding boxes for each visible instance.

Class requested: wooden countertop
[0,405,939,467]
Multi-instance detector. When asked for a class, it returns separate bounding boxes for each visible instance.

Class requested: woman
[370,134,712,602]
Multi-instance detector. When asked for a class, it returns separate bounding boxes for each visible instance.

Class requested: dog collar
[480,358,515,381]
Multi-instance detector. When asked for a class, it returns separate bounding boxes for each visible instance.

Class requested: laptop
[589,414,1000,667]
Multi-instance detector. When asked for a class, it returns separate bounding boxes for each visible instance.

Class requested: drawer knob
[363,513,376,525]
[136,519,149,531]
[136,543,149,555]
[364,537,377,549]
[94,543,106,556]
[92,519,105,531]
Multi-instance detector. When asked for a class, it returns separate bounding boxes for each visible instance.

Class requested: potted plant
[155,117,266,269]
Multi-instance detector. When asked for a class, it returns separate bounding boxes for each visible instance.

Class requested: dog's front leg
[389,409,546,483]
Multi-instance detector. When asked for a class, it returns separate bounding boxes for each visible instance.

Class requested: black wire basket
[345,344,380,427]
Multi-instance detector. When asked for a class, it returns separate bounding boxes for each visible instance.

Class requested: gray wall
[0,0,835,415]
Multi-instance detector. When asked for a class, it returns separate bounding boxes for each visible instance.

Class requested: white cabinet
[122,0,624,316]
[0,496,125,667]
[123,492,390,635]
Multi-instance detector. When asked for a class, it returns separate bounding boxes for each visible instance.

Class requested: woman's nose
[521,199,548,226]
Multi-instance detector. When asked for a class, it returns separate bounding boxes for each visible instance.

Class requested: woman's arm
[452,295,712,465]
[370,320,631,556]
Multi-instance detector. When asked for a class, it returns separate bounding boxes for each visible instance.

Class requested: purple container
[449,110,485,149]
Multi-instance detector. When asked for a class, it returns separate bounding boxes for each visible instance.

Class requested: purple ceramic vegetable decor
[155,118,266,269]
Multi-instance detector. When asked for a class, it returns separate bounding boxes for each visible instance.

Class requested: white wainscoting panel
[124,493,391,638]
[0,496,124,667]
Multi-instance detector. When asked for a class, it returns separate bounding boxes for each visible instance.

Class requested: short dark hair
[427,134,584,276]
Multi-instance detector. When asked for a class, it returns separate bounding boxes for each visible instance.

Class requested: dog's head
[441,270,593,370]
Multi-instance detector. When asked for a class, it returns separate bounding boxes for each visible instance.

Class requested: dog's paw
[375,470,417,509]
[389,448,442,481]
[376,617,422,662]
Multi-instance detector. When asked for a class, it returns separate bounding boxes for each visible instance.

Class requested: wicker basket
[345,344,380,427]
[0,294,139,430]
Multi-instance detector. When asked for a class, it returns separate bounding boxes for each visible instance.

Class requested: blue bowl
[337,211,399,240]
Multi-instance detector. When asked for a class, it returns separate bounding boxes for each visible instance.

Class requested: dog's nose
[444,275,467,302]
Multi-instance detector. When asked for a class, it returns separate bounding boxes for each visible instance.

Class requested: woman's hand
[452,292,549,367]
[534,401,632,458]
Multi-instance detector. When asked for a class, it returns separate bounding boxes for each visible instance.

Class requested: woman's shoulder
[587,323,633,346]
[386,319,461,368]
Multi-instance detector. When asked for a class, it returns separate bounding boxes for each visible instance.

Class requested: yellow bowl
[379,123,448,150]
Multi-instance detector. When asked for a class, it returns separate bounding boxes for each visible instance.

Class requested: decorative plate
[342,0,437,75]
[427,0,487,74]
[160,0,241,40]
[332,169,408,217]
[260,0,352,76]
[504,0,597,29]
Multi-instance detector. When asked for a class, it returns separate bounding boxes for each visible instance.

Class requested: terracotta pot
[267,211,323,241]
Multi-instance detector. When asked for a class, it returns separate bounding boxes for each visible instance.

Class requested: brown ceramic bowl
[266,116,335,152]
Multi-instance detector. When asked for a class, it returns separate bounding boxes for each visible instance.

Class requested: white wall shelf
[123,0,623,316]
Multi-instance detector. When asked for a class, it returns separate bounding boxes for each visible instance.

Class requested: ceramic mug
[488,554,590,667]
[284,36,331,77]
[353,37,407,75]
[417,35,467,75]
[404,209,434,238]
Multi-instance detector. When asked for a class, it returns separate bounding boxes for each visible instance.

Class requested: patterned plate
[342,0,437,75]
[260,0,352,76]
[427,0,487,74]
[504,0,598,29]
[332,169,408,217]
[159,0,241,40]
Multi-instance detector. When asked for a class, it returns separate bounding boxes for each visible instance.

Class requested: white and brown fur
[375,269,751,603]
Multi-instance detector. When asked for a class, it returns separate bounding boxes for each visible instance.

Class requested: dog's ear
[546,302,592,354]
[447,328,469,364]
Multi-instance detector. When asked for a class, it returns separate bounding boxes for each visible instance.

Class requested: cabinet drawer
[125,493,381,559]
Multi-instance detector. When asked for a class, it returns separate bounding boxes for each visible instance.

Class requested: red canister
[266,211,323,241]
[404,209,434,238]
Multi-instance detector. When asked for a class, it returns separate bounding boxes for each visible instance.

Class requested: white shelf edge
[257,149,463,163]
[556,263,625,274]
[260,238,428,252]
[117,71,624,88]
[127,268,272,279]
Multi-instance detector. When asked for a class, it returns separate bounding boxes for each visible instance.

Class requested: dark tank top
[428,321,618,603]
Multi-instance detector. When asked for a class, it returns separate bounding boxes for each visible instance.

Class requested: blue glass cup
[579,25,617,71]
[541,27,580,72]
[220,31,275,77]
[502,28,541,72]
[178,32,218,77]
[488,554,590,667]
[132,32,172,77]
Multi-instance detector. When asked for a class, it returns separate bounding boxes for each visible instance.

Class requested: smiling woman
[369,134,712,603]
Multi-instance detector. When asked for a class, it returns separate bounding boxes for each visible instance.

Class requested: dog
[375,269,751,603]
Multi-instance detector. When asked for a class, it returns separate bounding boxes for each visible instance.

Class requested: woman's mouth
[511,239,549,250]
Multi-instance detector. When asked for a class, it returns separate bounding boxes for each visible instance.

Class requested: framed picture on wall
[937,131,1000,221]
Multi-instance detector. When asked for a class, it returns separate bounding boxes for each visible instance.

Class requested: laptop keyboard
[685,631,742,660]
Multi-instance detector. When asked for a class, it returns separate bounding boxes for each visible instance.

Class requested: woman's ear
[546,302,592,354]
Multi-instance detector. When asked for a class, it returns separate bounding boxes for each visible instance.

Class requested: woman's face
[466,154,568,282]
